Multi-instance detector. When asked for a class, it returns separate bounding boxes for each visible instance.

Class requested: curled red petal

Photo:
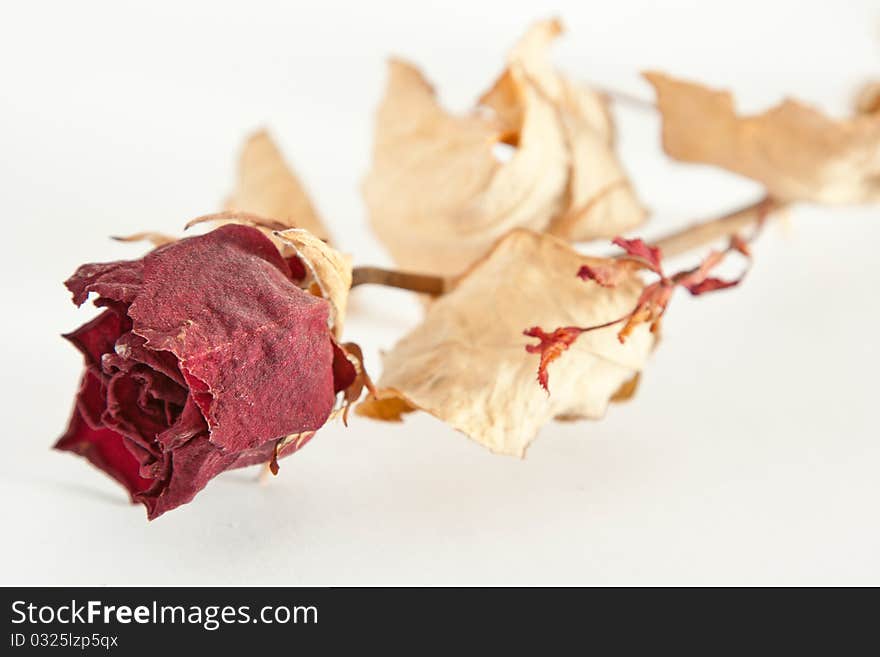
[674,242,750,297]
[612,237,663,274]
[55,372,153,497]
[101,369,171,457]
[285,255,308,283]
[62,308,131,369]
[331,341,358,394]
[524,326,585,392]
[65,259,144,307]
[109,332,186,387]
[156,395,208,451]
[684,277,741,295]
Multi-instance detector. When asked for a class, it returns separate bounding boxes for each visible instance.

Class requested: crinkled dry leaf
[274,228,352,337]
[480,19,646,240]
[363,57,566,277]
[363,20,645,277]
[226,130,331,240]
[115,132,329,253]
[646,72,880,204]
[358,229,654,457]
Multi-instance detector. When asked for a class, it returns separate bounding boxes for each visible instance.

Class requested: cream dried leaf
[363,20,644,277]
[480,19,646,240]
[226,130,330,240]
[274,228,352,337]
[358,229,654,457]
[646,72,880,204]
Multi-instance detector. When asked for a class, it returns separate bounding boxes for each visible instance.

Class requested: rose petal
[56,374,152,496]
[102,370,167,457]
[65,259,144,307]
[156,395,208,451]
[128,224,338,452]
[331,342,358,395]
[110,332,186,387]
[63,309,130,368]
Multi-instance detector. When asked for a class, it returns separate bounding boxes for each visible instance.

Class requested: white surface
[1,0,878,585]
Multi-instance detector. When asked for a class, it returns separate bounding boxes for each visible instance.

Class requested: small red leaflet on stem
[526,229,760,391]
[611,237,664,273]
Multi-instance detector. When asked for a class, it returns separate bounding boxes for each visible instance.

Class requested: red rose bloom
[57,224,355,519]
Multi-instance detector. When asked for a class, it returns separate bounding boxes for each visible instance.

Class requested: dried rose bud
[56,224,356,519]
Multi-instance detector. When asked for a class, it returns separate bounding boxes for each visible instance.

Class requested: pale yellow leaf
[480,19,647,241]
[646,72,880,204]
[226,130,330,240]
[358,229,654,457]
[363,20,645,278]
[274,228,352,337]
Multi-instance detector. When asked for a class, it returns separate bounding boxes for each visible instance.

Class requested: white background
[1,0,878,585]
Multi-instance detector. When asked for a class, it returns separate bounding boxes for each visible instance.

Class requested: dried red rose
[57,224,356,519]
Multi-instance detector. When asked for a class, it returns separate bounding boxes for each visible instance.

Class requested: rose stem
[350,266,448,295]
[349,196,787,295]
[648,196,786,259]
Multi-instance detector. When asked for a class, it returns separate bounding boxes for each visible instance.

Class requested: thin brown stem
[351,197,788,296]
[646,196,787,259]
[351,266,447,296]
